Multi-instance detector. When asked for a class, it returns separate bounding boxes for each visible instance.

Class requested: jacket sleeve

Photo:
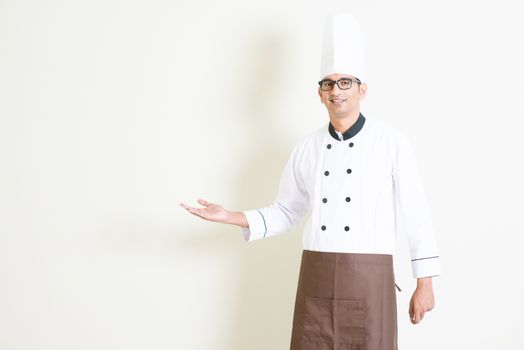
[393,134,442,278]
[240,144,311,242]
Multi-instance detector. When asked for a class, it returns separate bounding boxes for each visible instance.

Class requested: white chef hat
[319,13,366,82]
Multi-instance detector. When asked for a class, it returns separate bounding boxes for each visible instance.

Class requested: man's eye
[339,80,350,87]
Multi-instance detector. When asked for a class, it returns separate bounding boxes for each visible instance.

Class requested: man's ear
[359,83,368,100]
[318,87,322,100]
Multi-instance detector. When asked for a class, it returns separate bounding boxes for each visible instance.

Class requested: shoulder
[294,123,327,149]
[285,124,327,163]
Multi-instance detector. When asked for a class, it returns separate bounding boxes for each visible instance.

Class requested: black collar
[328,113,366,141]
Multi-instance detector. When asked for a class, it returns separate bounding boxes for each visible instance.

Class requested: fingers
[180,202,196,213]
[409,299,425,324]
[180,203,197,213]
[413,309,424,324]
[411,310,421,324]
[180,199,224,223]
[419,310,425,322]
[197,198,213,207]
[179,200,210,211]
[179,203,206,219]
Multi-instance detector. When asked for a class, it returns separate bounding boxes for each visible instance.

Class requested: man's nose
[330,84,342,94]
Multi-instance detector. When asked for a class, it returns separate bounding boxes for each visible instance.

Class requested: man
[181,13,441,350]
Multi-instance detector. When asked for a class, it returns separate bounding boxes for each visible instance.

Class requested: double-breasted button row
[321,197,351,203]
[326,142,355,149]
[320,225,350,231]
[324,169,352,176]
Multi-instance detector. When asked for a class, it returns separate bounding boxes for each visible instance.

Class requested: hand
[408,277,435,324]
[180,199,229,224]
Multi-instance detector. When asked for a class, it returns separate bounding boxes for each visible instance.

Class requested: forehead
[321,73,356,80]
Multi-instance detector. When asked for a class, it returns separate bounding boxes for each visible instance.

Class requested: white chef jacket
[240,113,441,278]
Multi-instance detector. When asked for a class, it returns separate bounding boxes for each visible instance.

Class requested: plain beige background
[1,0,523,349]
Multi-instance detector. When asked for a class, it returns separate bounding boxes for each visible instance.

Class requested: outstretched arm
[182,143,310,242]
[180,198,248,227]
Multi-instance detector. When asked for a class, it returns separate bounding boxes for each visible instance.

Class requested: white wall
[1,0,523,349]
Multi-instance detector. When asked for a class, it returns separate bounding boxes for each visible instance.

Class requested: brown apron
[290,250,398,350]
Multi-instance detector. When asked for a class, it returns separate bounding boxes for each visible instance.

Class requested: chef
[180,12,441,350]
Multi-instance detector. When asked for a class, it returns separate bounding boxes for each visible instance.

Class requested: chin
[330,108,349,115]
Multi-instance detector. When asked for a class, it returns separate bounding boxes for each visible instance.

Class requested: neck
[329,109,361,133]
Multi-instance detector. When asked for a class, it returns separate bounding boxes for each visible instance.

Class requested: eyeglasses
[318,78,361,91]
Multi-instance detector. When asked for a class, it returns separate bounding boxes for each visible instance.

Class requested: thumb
[197,198,213,207]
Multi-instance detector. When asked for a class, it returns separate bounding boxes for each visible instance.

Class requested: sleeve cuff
[240,209,268,242]
[411,256,442,278]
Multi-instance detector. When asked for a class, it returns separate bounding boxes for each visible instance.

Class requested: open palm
[180,199,228,223]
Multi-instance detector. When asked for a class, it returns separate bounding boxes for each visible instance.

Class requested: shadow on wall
[226,27,306,350]
[94,24,306,349]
